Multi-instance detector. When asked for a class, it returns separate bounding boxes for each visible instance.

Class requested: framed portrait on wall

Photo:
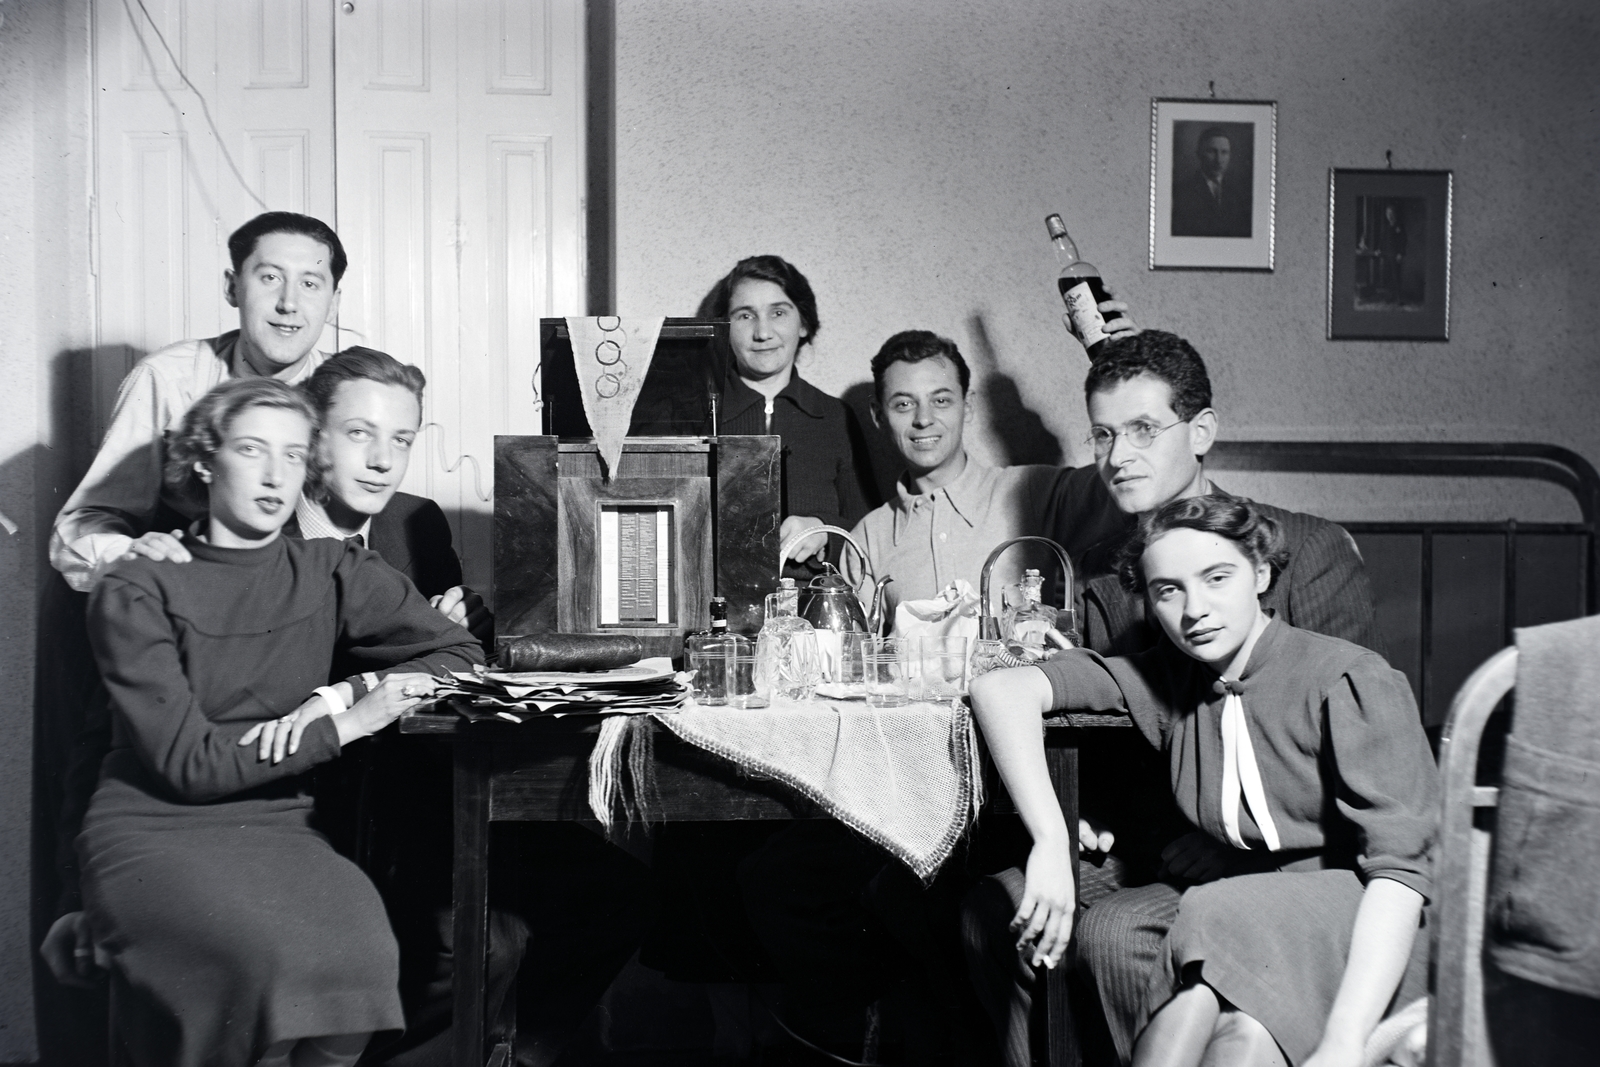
[1327,169,1453,341]
[1149,98,1277,271]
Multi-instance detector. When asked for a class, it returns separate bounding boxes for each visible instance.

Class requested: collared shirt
[49,332,329,591]
[293,496,371,547]
[718,369,876,532]
[847,454,1078,618]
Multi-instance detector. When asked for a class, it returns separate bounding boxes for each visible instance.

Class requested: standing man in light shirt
[50,211,345,591]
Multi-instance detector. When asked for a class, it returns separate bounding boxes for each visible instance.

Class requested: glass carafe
[757,579,821,702]
[1002,569,1057,652]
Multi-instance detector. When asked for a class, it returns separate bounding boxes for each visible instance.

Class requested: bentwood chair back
[1428,645,1515,1067]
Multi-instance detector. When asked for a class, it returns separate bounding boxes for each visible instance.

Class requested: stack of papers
[433,657,688,722]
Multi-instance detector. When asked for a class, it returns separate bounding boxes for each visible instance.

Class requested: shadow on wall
[29,345,146,1067]
[966,314,1064,468]
[839,382,903,505]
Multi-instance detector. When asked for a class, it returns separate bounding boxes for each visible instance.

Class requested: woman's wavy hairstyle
[1117,495,1289,595]
[697,254,821,348]
[164,378,321,511]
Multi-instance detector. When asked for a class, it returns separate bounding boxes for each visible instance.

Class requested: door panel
[336,0,585,594]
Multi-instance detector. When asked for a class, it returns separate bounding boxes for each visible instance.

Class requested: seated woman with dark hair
[77,377,482,1067]
[966,496,1436,1067]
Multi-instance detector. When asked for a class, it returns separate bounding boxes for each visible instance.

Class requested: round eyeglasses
[1085,419,1187,456]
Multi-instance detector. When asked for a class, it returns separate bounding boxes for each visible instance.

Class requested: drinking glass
[685,632,732,706]
[917,635,970,702]
[837,631,869,688]
[724,635,770,709]
[864,638,910,708]
[774,629,821,702]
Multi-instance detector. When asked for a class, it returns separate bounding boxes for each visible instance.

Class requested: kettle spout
[867,576,895,638]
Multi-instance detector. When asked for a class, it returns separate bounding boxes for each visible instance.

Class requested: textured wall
[613,0,1600,519]
[0,0,92,1057]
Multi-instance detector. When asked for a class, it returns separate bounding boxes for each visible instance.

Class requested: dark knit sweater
[719,370,878,531]
[86,534,481,808]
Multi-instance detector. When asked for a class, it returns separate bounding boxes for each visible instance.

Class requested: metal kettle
[777,524,894,639]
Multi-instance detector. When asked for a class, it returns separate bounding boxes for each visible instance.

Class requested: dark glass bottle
[1047,213,1113,361]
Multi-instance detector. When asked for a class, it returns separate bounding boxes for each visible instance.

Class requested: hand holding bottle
[1047,213,1141,358]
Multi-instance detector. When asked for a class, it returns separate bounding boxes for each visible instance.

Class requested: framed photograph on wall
[1149,98,1277,270]
[1327,169,1453,340]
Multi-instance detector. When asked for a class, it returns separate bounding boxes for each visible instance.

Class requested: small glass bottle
[686,597,732,705]
[1003,569,1057,652]
[1047,213,1113,361]
[757,578,820,701]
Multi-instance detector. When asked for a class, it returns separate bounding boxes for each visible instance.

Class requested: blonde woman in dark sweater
[78,378,481,1067]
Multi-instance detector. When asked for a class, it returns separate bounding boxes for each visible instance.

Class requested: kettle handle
[778,524,873,580]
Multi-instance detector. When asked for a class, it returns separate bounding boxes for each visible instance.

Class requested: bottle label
[1063,281,1109,350]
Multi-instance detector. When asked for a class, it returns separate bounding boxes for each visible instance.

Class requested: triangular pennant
[566,316,666,480]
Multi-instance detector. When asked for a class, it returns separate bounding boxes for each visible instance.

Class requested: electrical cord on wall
[421,423,491,504]
[125,0,269,213]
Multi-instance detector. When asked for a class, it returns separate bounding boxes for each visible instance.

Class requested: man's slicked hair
[227,211,348,285]
[301,347,427,420]
[1084,330,1213,422]
[870,330,971,402]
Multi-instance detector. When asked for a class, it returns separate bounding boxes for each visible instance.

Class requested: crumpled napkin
[892,578,981,640]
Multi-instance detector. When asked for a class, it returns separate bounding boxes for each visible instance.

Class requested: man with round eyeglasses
[1072,330,1377,657]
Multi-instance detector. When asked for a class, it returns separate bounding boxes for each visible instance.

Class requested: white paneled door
[93,0,586,594]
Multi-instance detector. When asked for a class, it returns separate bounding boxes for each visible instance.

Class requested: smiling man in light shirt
[50,211,345,592]
[846,330,1121,621]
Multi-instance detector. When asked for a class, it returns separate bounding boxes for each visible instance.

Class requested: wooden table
[400,706,1129,1067]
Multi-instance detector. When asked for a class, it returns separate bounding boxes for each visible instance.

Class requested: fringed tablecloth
[589,697,983,881]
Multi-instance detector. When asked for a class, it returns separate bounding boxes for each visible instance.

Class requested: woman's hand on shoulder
[430,585,493,644]
[1012,837,1075,970]
[122,529,192,564]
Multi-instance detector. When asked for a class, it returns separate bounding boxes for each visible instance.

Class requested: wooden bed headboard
[1208,442,1599,727]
